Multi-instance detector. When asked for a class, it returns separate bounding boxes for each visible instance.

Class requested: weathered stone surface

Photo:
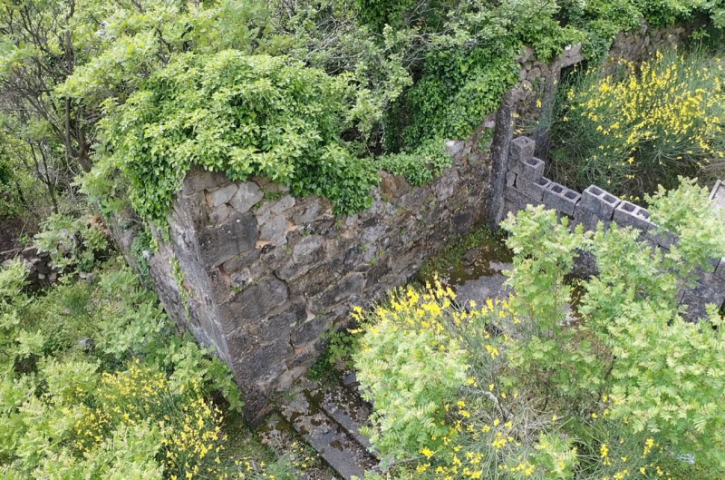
[259,215,289,242]
[182,168,229,195]
[434,170,460,200]
[276,236,326,281]
[229,182,264,213]
[291,199,322,224]
[209,203,233,224]
[209,184,238,207]
[227,275,289,320]
[199,211,258,266]
[445,140,464,156]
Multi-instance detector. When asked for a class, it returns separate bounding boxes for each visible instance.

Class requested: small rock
[229,182,264,213]
[209,184,238,207]
[77,338,94,351]
[342,372,358,388]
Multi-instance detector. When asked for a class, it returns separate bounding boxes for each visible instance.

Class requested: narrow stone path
[276,378,378,480]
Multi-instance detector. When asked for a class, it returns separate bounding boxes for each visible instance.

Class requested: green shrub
[354,178,725,478]
[0,258,292,478]
[403,46,519,146]
[87,51,380,223]
[550,50,725,199]
[354,295,469,459]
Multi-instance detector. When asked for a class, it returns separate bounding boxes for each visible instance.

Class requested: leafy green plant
[377,138,451,186]
[84,52,380,223]
[33,213,108,273]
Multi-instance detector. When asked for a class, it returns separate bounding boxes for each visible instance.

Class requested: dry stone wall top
[145,138,492,424]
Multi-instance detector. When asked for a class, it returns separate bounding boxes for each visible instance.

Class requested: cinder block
[504,185,540,210]
[612,201,652,231]
[580,185,620,220]
[543,182,581,216]
[509,136,536,164]
[573,204,610,232]
[511,156,545,182]
[506,171,517,187]
[515,175,551,202]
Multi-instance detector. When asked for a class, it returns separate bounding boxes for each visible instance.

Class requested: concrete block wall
[502,136,725,321]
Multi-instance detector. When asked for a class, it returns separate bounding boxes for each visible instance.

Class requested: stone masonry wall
[502,136,725,321]
[146,137,491,424]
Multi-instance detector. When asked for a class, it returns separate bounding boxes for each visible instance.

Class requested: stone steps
[278,378,378,480]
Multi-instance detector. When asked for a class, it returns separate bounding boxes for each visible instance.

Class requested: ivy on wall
[90,52,381,222]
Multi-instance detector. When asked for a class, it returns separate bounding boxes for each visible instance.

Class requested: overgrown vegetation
[354,179,725,478]
[2,0,724,225]
[550,50,725,199]
[0,257,302,478]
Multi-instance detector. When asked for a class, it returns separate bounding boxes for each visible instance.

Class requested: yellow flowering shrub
[354,181,725,479]
[551,50,724,198]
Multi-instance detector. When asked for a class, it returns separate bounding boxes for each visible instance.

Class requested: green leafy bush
[33,213,109,273]
[87,51,380,222]
[354,178,725,478]
[550,50,725,199]
[0,258,295,478]
[404,46,519,146]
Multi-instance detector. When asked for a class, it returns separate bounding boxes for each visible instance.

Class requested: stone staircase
[261,375,379,480]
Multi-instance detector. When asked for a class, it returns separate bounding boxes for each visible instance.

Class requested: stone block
[259,215,289,242]
[645,226,678,250]
[542,182,581,216]
[229,182,263,213]
[209,184,238,207]
[506,171,516,187]
[580,185,620,220]
[445,140,464,156]
[228,275,289,320]
[504,185,540,210]
[209,204,232,224]
[613,201,651,231]
[511,156,545,182]
[199,211,258,266]
[509,136,536,164]
[515,175,551,202]
[181,168,228,195]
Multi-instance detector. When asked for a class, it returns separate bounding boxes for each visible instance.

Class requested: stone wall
[145,137,491,424]
[606,20,704,72]
[1,246,59,287]
[502,136,725,321]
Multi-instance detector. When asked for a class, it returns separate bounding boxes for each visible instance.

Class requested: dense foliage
[354,179,725,478]
[550,50,725,199]
[89,52,380,220]
[2,0,723,223]
[0,257,304,479]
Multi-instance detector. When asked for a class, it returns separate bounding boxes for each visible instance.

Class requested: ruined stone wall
[502,136,725,321]
[145,138,491,423]
[1,246,58,287]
